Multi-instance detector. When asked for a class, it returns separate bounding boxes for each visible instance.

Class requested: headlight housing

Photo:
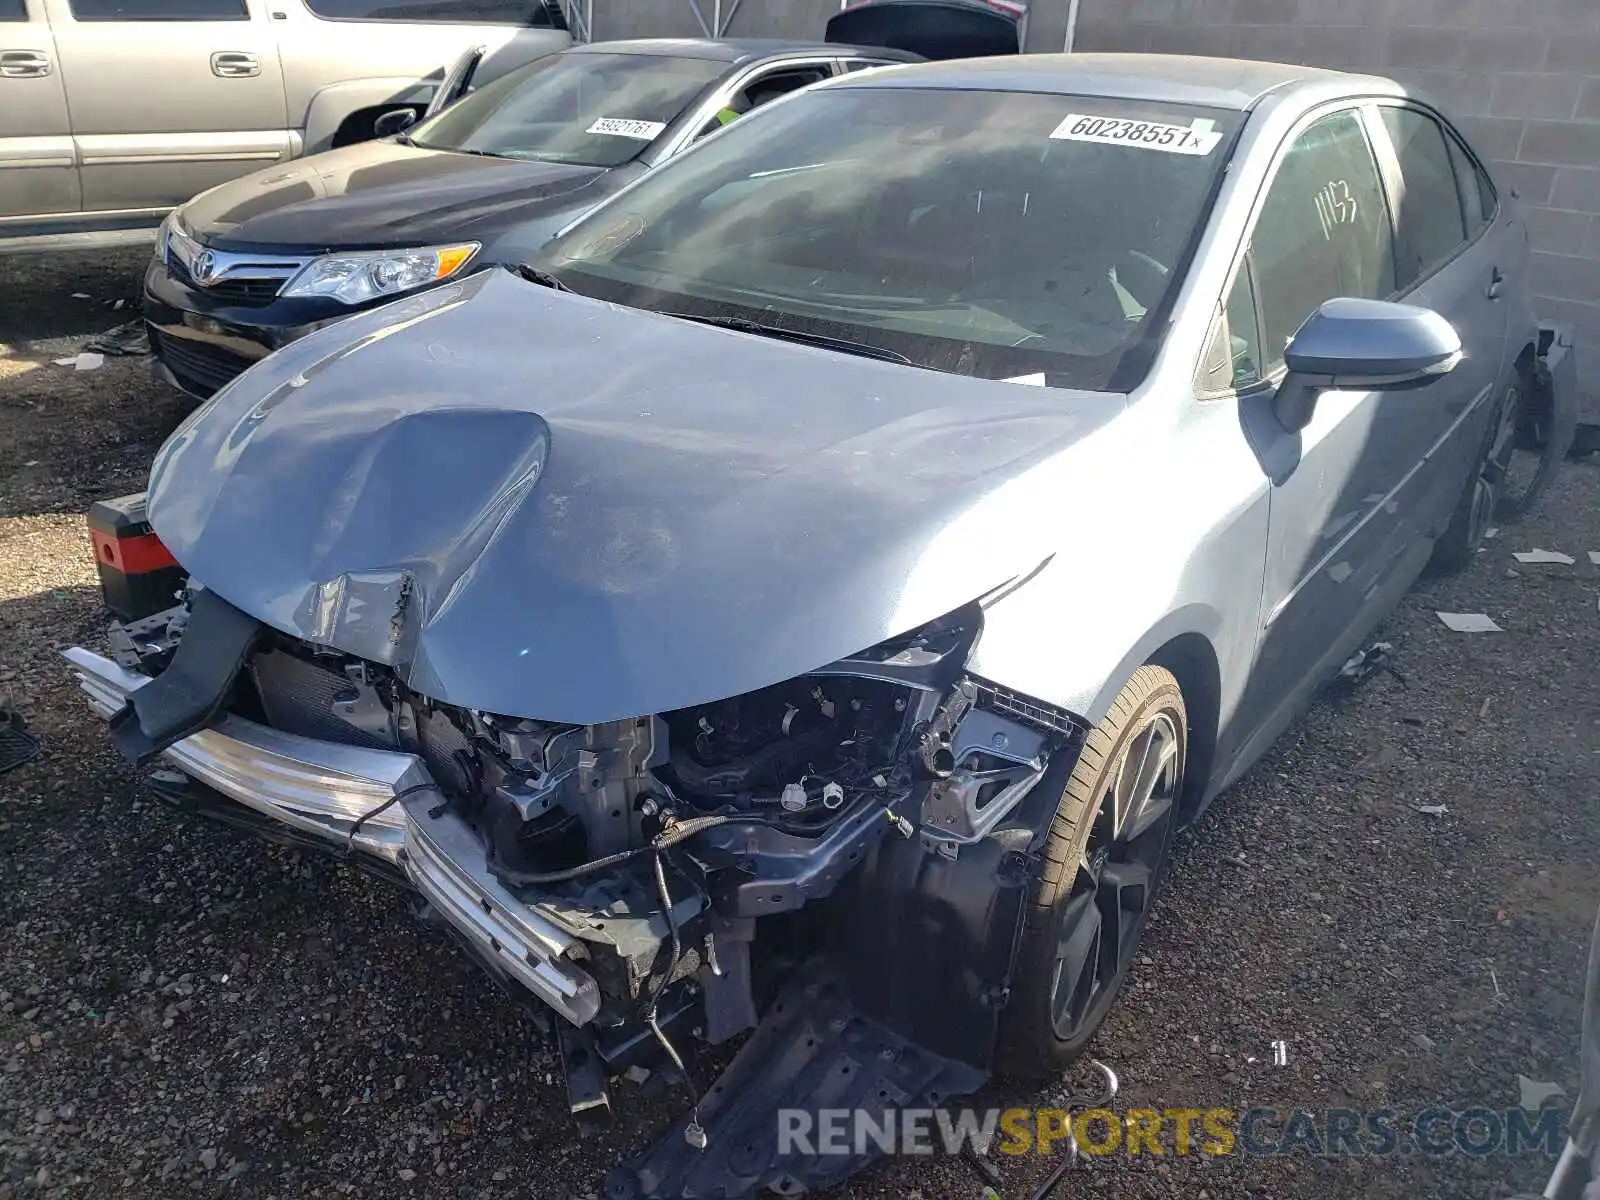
[281,243,479,306]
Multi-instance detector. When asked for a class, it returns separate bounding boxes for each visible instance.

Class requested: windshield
[407,51,726,168]
[536,87,1240,388]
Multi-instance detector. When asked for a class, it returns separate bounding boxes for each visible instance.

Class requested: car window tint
[1380,107,1469,288]
[0,0,26,21]
[698,65,832,137]
[306,0,562,22]
[69,0,245,16]
[739,66,829,109]
[1250,109,1394,370]
[1445,131,1496,233]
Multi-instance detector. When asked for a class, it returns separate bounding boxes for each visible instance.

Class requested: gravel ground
[1,250,1596,1200]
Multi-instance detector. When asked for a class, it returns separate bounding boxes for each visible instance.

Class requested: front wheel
[997,666,1185,1077]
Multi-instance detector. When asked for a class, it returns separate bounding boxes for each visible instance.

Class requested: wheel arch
[301,78,437,156]
[1069,607,1226,824]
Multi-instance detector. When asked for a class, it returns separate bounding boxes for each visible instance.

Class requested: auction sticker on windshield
[586,117,667,140]
[1049,114,1222,155]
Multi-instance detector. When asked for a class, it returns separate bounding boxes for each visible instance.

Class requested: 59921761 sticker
[1049,113,1223,155]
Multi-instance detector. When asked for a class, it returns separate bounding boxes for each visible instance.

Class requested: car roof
[833,52,1396,110]
[569,37,921,66]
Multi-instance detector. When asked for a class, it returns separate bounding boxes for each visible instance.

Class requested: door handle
[211,51,262,78]
[1487,267,1505,300]
[0,50,52,78]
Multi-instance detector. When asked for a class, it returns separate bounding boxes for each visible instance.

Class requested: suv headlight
[281,243,480,306]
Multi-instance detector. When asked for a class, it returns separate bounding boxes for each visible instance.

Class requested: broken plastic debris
[70,292,90,299]
[1588,551,1600,565]
[1436,612,1502,633]
[1516,1075,1566,1112]
[1484,526,1499,539]
[623,1064,651,1084]
[1338,641,1399,686]
[1512,549,1575,565]
[51,351,104,372]
[1411,803,1449,817]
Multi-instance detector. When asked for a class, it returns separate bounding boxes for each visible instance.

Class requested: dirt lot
[1,249,1596,1200]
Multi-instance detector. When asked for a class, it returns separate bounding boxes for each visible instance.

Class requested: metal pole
[1063,0,1082,51]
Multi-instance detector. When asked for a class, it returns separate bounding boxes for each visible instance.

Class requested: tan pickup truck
[0,0,570,251]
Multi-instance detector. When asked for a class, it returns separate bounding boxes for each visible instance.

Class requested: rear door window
[1249,108,1395,370]
[305,0,565,23]
[67,0,247,17]
[1445,129,1497,234]
[1379,106,1469,289]
[0,0,26,21]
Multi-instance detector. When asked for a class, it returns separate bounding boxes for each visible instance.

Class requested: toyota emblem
[192,250,217,285]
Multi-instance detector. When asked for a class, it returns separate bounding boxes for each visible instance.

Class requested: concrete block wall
[1072,0,1600,384]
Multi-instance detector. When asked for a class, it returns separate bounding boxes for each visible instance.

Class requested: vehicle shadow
[0,245,154,350]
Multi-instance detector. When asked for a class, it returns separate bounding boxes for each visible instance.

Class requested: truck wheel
[998,666,1185,1077]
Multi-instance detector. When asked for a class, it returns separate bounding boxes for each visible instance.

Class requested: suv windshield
[537,87,1240,388]
[408,51,726,168]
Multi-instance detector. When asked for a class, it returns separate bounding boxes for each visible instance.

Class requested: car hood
[146,269,1125,723]
[181,139,614,251]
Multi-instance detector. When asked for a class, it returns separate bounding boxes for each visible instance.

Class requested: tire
[997,666,1185,1078]
[1495,358,1576,521]
[1429,376,1520,574]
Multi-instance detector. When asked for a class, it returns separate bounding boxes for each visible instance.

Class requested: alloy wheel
[1048,711,1181,1042]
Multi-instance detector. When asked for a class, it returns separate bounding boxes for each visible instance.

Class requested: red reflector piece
[91,528,178,575]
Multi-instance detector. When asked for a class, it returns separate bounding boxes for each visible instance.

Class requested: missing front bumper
[63,646,601,1026]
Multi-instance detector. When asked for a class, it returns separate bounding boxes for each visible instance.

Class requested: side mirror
[1275,298,1463,433]
[373,108,417,139]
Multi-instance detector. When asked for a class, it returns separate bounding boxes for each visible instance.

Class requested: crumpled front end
[66,529,1086,1196]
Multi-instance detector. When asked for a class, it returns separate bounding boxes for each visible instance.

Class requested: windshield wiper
[664,313,912,366]
[514,264,571,292]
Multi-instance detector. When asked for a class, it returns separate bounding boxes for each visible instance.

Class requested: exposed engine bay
[82,584,1083,1196]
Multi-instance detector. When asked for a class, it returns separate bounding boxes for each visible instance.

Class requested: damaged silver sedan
[67,49,1557,1198]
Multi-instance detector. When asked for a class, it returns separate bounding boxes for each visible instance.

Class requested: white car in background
[0,0,570,251]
